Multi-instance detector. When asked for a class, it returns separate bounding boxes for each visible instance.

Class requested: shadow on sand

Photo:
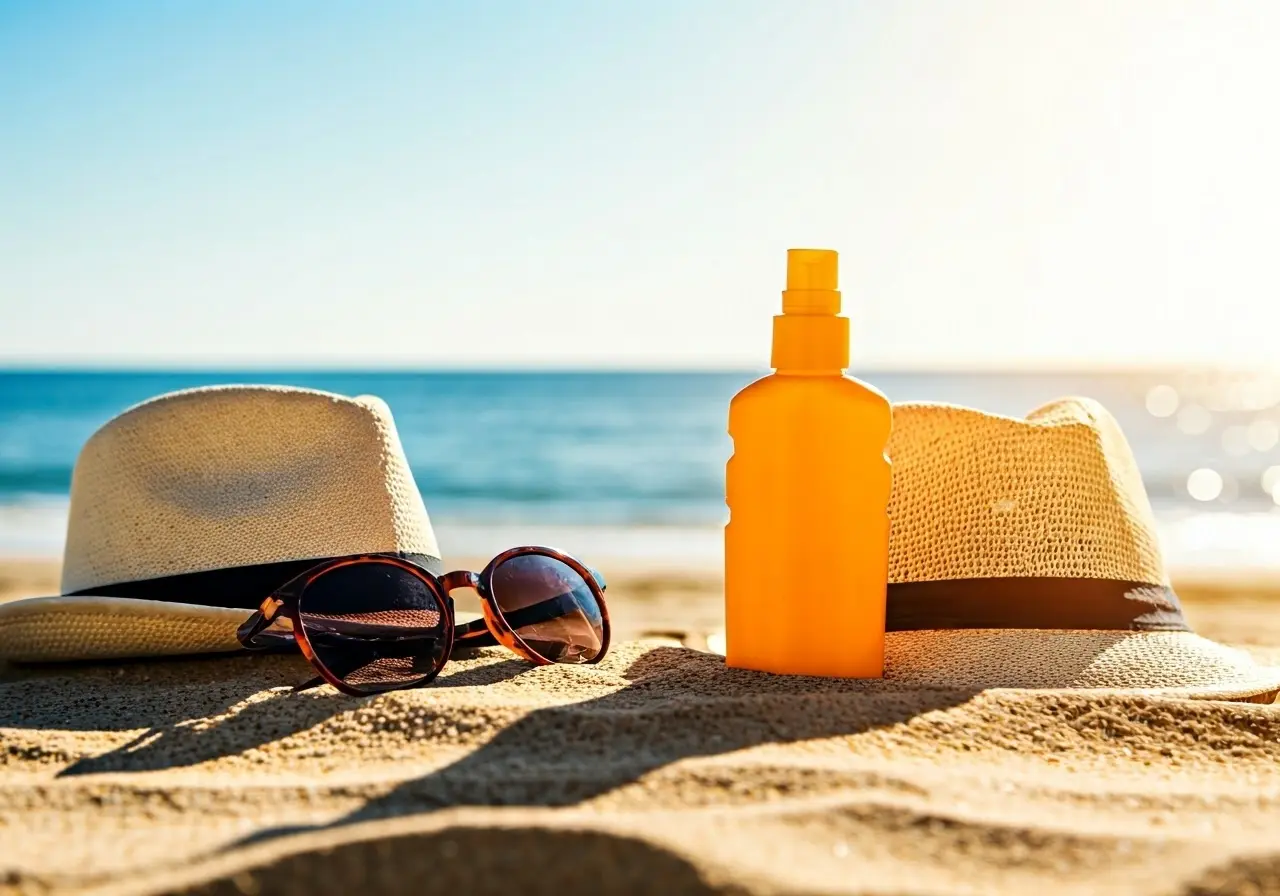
[228,645,983,849]
[1,651,535,776]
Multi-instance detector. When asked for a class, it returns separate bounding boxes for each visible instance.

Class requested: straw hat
[880,398,1280,700]
[0,385,442,663]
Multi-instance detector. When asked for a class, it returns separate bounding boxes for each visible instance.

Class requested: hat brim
[5,598,1279,702]
[0,596,494,665]
[0,596,248,662]
[883,629,1280,701]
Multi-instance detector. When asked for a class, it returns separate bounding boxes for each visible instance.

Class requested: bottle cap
[786,249,838,291]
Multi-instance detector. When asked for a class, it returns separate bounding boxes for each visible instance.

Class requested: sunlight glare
[1239,379,1280,411]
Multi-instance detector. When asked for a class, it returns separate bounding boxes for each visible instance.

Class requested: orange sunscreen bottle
[724,249,892,678]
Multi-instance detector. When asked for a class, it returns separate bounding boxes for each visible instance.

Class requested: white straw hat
[879,398,1280,701]
[0,385,442,663]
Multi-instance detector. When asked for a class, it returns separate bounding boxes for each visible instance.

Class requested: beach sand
[3,558,1280,895]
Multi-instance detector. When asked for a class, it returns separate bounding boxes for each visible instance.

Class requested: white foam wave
[0,498,69,557]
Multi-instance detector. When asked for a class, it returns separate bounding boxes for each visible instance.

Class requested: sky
[2,0,1279,370]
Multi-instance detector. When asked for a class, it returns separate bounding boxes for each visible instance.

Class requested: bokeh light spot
[1187,468,1224,502]
[1263,465,1280,496]
[1248,419,1279,452]
[1145,385,1179,418]
[1221,425,1252,457]
[1176,405,1212,435]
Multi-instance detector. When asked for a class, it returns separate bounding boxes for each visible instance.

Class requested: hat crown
[61,385,439,593]
[886,397,1167,586]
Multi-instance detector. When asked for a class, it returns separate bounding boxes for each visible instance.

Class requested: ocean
[1,369,1278,572]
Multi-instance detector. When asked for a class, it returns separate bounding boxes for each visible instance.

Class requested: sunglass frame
[236,547,610,697]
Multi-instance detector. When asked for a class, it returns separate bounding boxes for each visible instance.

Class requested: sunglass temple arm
[292,676,327,693]
[236,596,286,649]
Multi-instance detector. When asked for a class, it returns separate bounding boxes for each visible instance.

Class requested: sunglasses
[235,547,610,696]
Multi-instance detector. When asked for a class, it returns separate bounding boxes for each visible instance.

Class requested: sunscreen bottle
[724,249,891,678]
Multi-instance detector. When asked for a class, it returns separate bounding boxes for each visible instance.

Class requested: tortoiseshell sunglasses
[236,547,610,696]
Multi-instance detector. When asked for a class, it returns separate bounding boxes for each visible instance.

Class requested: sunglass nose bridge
[439,570,480,593]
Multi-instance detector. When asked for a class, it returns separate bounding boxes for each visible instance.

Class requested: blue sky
[2,1,1279,369]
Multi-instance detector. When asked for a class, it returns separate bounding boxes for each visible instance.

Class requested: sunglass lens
[298,561,450,694]
[490,554,605,663]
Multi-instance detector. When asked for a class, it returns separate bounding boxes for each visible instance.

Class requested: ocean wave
[0,467,74,496]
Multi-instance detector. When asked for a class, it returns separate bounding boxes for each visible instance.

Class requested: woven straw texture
[0,384,443,662]
[884,629,1280,698]
[60,385,440,593]
[885,398,1167,585]
[0,597,244,662]
[869,398,1280,698]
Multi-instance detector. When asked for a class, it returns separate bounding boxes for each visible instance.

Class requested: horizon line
[0,360,1275,376]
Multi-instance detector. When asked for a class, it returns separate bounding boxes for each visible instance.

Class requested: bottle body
[724,370,892,677]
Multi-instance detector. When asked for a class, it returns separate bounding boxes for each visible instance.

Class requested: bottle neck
[770,314,850,372]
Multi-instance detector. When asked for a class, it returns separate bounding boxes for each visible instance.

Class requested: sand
[4,559,1280,896]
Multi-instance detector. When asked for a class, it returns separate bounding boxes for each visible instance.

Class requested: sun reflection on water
[1144,370,1280,507]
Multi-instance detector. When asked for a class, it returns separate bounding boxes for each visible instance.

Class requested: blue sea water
[1,369,1278,568]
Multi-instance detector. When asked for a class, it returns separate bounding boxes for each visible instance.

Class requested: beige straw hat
[879,397,1280,701]
[0,385,442,663]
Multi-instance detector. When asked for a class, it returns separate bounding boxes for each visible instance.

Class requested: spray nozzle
[782,249,840,314]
